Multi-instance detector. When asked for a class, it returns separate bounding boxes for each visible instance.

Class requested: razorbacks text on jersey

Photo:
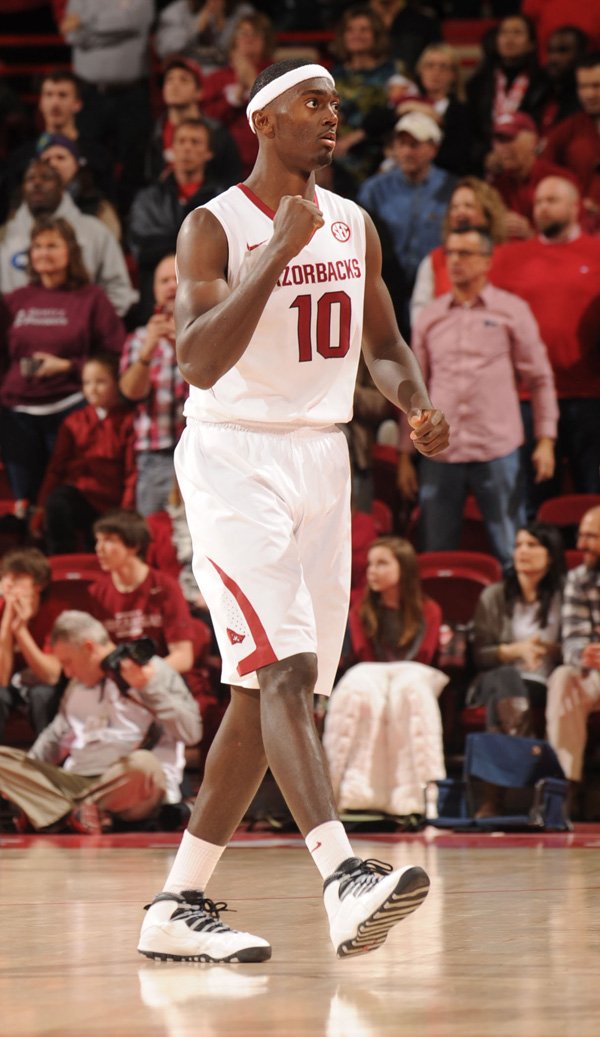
[183,183,367,427]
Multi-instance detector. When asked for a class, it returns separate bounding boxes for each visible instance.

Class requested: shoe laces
[167,890,237,933]
[338,858,393,900]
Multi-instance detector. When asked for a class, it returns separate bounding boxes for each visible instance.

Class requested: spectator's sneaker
[324,857,430,958]
[137,890,272,963]
[68,800,112,834]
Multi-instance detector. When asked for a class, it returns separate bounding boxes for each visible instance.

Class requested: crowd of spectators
[0,0,599,830]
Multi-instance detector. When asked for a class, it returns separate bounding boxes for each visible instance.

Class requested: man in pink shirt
[398,225,558,571]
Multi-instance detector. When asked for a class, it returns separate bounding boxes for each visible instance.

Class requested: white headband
[247,64,335,133]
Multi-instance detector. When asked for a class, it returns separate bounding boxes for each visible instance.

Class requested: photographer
[0,611,201,833]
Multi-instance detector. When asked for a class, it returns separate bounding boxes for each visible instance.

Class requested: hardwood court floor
[1,828,599,1037]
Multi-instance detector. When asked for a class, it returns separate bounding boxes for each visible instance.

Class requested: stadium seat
[49,554,102,581]
[417,551,501,631]
[537,494,600,526]
[44,557,100,619]
[371,498,393,535]
[537,495,600,547]
[44,575,95,616]
[565,549,585,570]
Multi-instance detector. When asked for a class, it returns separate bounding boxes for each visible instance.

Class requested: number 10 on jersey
[290,291,351,362]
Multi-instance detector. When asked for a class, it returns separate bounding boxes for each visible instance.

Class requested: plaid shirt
[120,327,188,451]
[561,564,600,668]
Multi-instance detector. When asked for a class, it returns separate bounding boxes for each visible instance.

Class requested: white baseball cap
[394,111,442,144]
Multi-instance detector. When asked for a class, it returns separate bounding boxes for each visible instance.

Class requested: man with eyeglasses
[398,225,558,572]
[546,505,600,819]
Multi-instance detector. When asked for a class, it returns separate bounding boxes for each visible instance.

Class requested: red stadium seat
[417,551,501,625]
[45,556,100,619]
[418,550,501,584]
[537,494,600,527]
[44,576,95,616]
[371,498,393,535]
[49,554,102,581]
[565,549,585,570]
[536,495,600,549]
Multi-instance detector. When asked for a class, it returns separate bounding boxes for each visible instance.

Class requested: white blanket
[323,662,448,816]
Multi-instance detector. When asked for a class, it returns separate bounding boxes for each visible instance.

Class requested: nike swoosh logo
[310,841,322,853]
[246,241,266,251]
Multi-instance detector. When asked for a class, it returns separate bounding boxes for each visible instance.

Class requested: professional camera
[100,637,156,693]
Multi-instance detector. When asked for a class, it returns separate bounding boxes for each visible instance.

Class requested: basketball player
[138,61,449,964]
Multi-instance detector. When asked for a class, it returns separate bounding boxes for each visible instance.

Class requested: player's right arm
[175,196,323,389]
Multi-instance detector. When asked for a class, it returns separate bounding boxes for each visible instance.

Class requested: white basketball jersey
[183,184,366,426]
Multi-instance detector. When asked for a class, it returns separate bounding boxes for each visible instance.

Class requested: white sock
[305,820,355,880]
[162,829,225,895]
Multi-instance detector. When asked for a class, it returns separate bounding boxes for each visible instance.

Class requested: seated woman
[470,521,565,740]
[323,537,447,819]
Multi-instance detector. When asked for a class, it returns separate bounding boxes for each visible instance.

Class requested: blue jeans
[135,449,175,516]
[418,449,525,572]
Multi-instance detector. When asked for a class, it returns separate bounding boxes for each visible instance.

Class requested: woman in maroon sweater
[0,215,125,507]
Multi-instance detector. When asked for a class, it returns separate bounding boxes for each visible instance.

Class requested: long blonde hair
[442,176,508,244]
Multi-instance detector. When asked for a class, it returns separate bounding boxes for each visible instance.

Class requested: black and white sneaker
[137,890,272,963]
[324,857,430,958]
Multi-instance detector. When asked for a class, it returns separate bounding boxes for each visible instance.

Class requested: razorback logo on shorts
[227,627,246,645]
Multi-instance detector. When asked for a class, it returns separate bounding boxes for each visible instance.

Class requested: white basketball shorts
[174,420,351,696]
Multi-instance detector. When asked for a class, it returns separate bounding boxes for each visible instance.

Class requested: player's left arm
[360,209,449,458]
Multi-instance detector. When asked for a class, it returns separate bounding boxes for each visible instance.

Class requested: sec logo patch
[331,221,351,242]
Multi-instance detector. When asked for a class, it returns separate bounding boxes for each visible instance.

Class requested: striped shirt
[561,564,600,668]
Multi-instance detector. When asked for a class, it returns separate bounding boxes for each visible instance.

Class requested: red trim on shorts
[208,557,278,675]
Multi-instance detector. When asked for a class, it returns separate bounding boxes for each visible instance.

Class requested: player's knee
[258,652,318,699]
